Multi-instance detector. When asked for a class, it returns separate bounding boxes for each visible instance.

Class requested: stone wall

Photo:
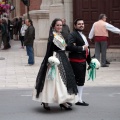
[29,0,67,57]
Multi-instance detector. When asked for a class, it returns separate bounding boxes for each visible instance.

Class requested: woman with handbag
[32,18,78,111]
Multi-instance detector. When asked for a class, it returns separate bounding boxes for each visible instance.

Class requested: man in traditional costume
[67,18,91,106]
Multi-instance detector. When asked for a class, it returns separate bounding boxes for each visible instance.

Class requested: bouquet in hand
[47,56,60,81]
[87,58,100,81]
[48,56,60,66]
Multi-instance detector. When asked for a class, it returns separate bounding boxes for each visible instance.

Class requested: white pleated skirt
[32,64,78,104]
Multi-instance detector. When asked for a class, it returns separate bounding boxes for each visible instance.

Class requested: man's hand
[89,39,94,43]
[83,45,88,51]
[89,39,92,42]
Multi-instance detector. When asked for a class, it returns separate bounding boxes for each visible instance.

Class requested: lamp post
[27,0,30,19]
[21,0,30,19]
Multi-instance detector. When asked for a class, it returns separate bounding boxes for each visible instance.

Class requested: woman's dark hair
[74,18,83,25]
[49,18,62,37]
[51,18,62,28]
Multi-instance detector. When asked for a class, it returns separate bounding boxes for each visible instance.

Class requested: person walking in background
[8,19,11,41]
[20,20,27,49]
[0,19,2,49]
[89,14,120,67]
[61,18,70,43]
[2,19,11,50]
[33,18,78,111]
[24,19,35,65]
[13,18,19,40]
[8,20,14,40]
[2,14,8,24]
[67,18,91,106]
[18,17,22,40]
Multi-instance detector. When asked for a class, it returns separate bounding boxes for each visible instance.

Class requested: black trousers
[20,36,24,47]
[70,61,86,86]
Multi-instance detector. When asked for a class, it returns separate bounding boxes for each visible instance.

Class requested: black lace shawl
[35,33,54,98]
[35,32,78,98]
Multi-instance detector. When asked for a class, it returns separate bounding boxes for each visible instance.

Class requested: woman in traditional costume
[32,18,78,111]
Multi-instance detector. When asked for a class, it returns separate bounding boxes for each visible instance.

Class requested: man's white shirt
[78,31,89,51]
[88,22,120,39]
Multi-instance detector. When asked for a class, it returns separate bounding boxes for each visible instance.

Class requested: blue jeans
[26,46,34,64]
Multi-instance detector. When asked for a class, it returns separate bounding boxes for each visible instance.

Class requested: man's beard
[75,28,83,32]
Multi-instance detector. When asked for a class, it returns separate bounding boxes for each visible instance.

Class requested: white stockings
[77,86,84,103]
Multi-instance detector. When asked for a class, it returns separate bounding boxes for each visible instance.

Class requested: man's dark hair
[28,19,33,26]
[98,14,107,20]
[74,18,83,25]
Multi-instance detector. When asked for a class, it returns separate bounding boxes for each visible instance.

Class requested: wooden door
[108,0,120,47]
[73,0,120,47]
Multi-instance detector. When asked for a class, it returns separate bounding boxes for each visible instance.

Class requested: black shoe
[75,101,89,106]
[66,102,72,106]
[25,64,34,66]
[101,64,109,67]
[59,104,72,110]
[41,103,50,111]
[106,60,110,64]
[29,63,34,66]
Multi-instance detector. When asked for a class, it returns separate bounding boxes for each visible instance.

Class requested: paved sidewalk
[0,40,120,89]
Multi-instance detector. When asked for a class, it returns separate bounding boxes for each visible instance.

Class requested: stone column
[64,0,73,30]
[49,0,64,24]
[24,0,72,57]
[52,0,63,4]
[40,0,52,10]
[15,0,20,17]
[28,10,49,57]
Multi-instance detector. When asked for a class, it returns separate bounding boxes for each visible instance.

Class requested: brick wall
[20,1,25,16]
[20,0,42,16]
[29,0,42,11]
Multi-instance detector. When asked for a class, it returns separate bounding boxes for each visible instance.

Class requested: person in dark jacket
[0,19,2,48]
[24,19,35,65]
[8,20,14,40]
[13,18,19,40]
[67,18,91,106]
[2,19,11,50]
[61,18,70,43]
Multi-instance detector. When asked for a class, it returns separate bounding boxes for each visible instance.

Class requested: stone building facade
[10,0,72,57]
[10,0,120,61]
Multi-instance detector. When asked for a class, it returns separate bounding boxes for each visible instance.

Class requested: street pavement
[0,40,120,120]
[0,87,120,120]
[0,40,120,89]
[0,40,42,89]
